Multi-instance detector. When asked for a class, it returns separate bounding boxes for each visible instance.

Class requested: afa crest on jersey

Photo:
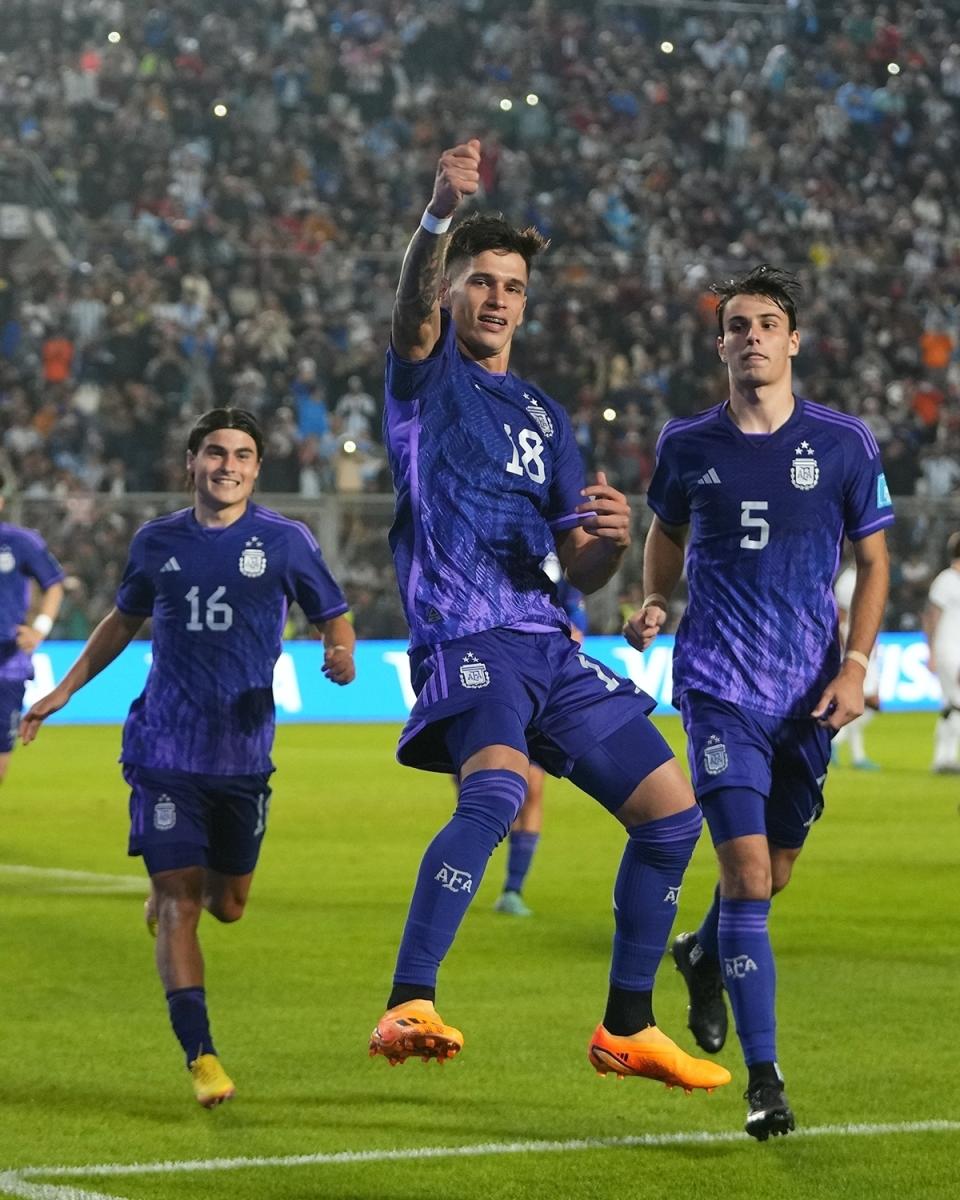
[790,440,819,490]
[459,652,490,689]
[704,734,728,775]
[524,395,554,438]
[239,536,267,578]
[0,546,14,573]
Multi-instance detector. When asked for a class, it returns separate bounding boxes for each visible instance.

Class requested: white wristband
[844,649,870,671]
[420,208,453,235]
[32,614,53,637]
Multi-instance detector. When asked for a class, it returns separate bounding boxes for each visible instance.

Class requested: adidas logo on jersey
[696,468,721,485]
[160,557,181,573]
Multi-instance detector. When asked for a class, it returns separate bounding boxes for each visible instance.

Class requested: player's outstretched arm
[555,472,631,594]
[19,607,144,744]
[392,139,481,362]
[17,580,65,653]
[623,516,687,652]
[812,530,889,728]
[318,614,356,685]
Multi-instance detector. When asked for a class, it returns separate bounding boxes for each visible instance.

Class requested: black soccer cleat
[672,931,728,1053]
[744,1079,795,1142]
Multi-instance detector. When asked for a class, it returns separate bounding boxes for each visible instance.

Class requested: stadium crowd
[1,0,959,635]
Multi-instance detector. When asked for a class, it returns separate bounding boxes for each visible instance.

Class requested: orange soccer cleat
[369,999,464,1066]
[588,1023,732,1093]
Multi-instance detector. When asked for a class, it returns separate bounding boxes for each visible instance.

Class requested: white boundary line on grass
[2,1119,957,1199]
[0,865,144,893]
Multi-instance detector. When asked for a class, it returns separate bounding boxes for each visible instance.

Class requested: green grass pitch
[1,714,957,1199]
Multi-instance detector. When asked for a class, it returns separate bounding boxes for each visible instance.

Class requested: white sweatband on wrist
[32,614,53,637]
[641,594,668,610]
[420,208,453,235]
[844,649,870,671]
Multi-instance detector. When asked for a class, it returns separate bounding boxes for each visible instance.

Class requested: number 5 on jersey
[740,501,769,550]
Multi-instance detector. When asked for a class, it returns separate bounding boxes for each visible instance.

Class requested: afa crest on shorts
[153,795,177,831]
[239,535,267,578]
[704,734,728,776]
[459,652,490,689]
[790,440,819,491]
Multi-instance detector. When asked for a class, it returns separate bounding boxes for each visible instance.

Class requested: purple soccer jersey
[648,398,894,718]
[115,504,348,774]
[0,523,65,682]
[384,310,587,648]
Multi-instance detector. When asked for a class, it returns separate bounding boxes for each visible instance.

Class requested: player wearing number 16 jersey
[369,138,730,1099]
[625,266,893,1139]
[20,409,355,1108]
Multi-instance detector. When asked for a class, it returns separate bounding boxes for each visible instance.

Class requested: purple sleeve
[545,410,587,531]
[844,443,895,541]
[21,532,65,590]
[384,309,456,404]
[646,433,690,526]
[283,523,349,623]
[115,531,156,616]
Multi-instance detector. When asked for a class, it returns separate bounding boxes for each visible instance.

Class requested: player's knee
[720,860,772,900]
[204,893,246,923]
[154,889,203,927]
[626,804,702,872]
[456,768,527,844]
[770,847,801,894]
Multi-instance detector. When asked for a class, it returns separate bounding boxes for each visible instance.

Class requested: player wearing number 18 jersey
[21,409,355,1107]
[369,138,730,1098]
[626,266,893,1139]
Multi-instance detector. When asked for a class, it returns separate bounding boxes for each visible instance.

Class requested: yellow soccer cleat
[189,1053,235,1108]
[588,1023,732,1093]
[369,999,464,1065]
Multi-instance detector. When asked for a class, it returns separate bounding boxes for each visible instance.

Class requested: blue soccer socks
[166,986,216,1067]
[504,830,539,894]
[718,897,776,1065]
[391,769,527,995]
[608,806,702,1009]
[696,885,722,962]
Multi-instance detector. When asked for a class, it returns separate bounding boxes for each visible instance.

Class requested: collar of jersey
[188,503,256,534]
[719,395,804,444]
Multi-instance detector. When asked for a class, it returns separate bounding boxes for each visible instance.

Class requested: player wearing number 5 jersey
[625,266,893,1139]
[21,408,355,1108]
[370,138,730,1099]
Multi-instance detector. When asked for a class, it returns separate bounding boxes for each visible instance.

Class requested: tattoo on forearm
[394,228,448,328]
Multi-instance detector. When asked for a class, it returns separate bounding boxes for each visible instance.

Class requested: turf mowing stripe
[0,865,144,892]
[14,1119,960,1182]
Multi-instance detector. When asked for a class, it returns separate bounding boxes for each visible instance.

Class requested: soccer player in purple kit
[0,476,64,782]
[21,409,355,1107]
[368,137,730,1097]
[625,266,892,1139]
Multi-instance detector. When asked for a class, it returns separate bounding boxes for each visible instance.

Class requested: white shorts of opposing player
[933,654,960,771]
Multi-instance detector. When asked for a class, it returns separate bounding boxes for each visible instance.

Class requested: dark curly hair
[711,264,802,335]
[444,212,549,281]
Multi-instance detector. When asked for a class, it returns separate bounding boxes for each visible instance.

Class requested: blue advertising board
[24,633,944,725]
